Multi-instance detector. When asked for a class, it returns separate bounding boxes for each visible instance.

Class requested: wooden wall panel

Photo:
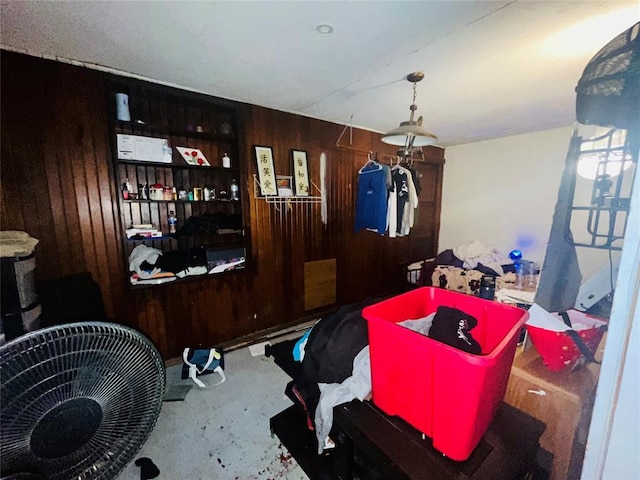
[1,51,444,360]
[1,52,126,326]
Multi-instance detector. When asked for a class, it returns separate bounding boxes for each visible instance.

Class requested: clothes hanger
[359,151,382,173]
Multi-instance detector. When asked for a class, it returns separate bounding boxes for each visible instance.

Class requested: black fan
[0,322,165,480]
[576,21,640,130]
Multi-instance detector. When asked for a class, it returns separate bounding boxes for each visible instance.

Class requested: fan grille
[1,322,165,480]
[576,22,640,129]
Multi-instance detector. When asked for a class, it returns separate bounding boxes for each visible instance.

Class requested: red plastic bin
[362,287,528,461]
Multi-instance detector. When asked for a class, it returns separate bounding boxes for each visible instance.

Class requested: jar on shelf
[222,153,231,169]
[149,184,164,201]
[163,186,173,201]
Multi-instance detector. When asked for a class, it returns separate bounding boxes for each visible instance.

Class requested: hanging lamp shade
[381,121,438,146]
[382,72,438,149]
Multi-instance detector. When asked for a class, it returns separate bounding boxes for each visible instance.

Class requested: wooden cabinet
[405,157,444,263]
[108,77,249,287]
[504,347,600,480]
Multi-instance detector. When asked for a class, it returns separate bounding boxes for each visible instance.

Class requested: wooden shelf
[117,158,239,172]
[110,76,249,288]
[122,198,240,204]
[126,232,243,242]
[114,120,237,141]
[130,265,246,289]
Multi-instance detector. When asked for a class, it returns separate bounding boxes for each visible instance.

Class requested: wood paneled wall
[1,51,444,359]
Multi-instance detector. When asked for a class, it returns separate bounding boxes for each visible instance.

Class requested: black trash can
[1,252,40,341]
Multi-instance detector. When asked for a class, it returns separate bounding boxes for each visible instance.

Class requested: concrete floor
[117,343,309,480]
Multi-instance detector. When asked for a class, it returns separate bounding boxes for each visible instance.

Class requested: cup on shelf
[115,93,131,121]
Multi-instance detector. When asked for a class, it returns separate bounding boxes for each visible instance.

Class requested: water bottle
[510,250,524,290]
[168,210,178,234]
[230,179,239,201]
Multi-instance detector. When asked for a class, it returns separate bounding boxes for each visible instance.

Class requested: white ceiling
[1,1,638,146]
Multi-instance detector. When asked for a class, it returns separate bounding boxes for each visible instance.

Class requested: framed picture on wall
[254,145,277,196]
[292,149,309,196]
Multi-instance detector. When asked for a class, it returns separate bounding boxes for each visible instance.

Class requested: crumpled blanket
[314,313,441,454]
[0,230,39,257]
[452,239,511,275]
[128,244,162,279]
[315,346,371,454]
[432,266,520,295]
[302,298,376,384]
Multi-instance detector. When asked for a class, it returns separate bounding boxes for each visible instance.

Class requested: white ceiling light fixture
[382,72,438,156]
[315,24,334,35]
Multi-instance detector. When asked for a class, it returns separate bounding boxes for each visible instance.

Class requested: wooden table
[503,347,601,480]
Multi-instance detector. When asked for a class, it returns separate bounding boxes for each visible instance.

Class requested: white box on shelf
[117,134,173,163]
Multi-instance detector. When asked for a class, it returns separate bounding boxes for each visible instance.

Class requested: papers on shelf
[130,271,176,285]
[176,266,208,278]
[126,228,163,239]
[130,277,177,285]
[495,288,536,305]
[209,258,245,274]
[117,134,173,163]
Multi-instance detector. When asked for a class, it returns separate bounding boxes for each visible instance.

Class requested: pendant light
[382,72,437,155]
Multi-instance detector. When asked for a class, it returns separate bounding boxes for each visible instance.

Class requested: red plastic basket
[362,287,528,461]
[526,309,607,372]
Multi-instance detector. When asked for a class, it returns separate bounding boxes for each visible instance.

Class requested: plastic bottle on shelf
[509,250,525,290]
[203,186,211,201]
[222,153,231,169]
[230,179,239,201]
[168,211,178,234]
[138,184,146,200]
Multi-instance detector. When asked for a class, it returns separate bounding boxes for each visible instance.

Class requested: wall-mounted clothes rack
[363,150,422,167]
